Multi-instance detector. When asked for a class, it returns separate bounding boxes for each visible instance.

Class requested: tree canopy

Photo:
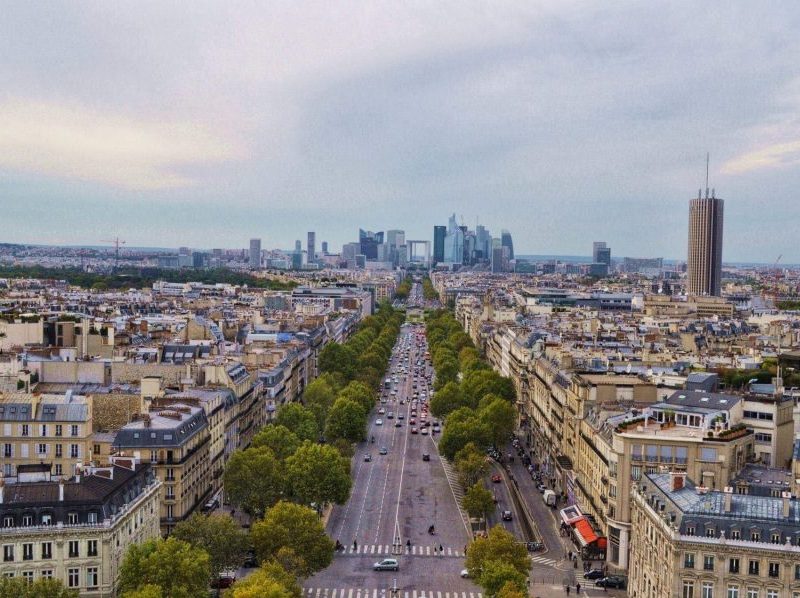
[118,537,210,598]
[223,446,286,517]
[465,526,529,587]
[172,513,248,584]
[285,442,351,507]
[325,397,367,444]
[251,425,301,461]
[275,403,320,443]
[463,483,495,520]
[0,578,78,598]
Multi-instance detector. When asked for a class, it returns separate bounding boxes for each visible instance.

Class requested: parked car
[373,558,399,571]
[502,510,513,521]
[596,576,626,589]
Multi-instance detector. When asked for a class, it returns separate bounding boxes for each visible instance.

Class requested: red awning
[573,518,599,547]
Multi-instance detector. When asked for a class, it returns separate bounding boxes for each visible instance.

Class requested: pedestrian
[576,583,581,594]
[439,544,443,554]
[568,551,572,560]
[353,539,358,551]
[464,545,467,555]
[566,586,570,596]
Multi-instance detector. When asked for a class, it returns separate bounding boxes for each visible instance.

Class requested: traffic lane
[304,554,480,593]
[486,471,525,539]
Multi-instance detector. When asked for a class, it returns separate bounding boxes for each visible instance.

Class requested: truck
[543,489,557,507]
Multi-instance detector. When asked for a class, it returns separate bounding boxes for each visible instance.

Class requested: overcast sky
[1,2,799,262]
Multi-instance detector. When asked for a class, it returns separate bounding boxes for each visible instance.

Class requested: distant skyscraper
[443,214,464,265]
[688,190,724,296]
[592,242,607,263]
[433,226,446,264]
[500,230,514,260]
[387,230,405,248]
[321,241,328,254]
[249,239,261,269]
[295,240,302,252]
[307,232,316,262]
[492,246,510,273]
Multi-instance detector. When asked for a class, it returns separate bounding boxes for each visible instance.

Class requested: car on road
[584,569,605,580]
[394,421,402,428]
[373,558,399,571]
[596,576,626,589]
[378,408,385,414]
[398,413,404,420]
[460,569,470,578]
[387,412,394,419]
[375,419,383,425]
[422,453,430,461]
[411,427,418,434]
[491,474,502,483]
[420,428,428,435]
[379,447,388,455]
[364,454,372,462]
[501,510,513,521]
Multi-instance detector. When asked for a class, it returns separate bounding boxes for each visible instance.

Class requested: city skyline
[1,3,800,262]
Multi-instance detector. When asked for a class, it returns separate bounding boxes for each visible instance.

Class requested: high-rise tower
[307,232,316,262]
[687,189,724,296]
[249,238,261,269]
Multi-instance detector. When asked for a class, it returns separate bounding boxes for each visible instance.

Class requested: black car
[501,510,513,521]
[422,453,431,461]
[584,569,605,580]
[596,576,626,589]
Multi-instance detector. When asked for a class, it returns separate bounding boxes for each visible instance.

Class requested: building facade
[687,193,724,296]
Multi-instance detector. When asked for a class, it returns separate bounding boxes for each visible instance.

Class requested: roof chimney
[670,471,686,492]
[723,486,733,512]
[782,491,792,519]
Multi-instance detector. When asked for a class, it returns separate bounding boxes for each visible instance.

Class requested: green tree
[318,343,356,380]
[118,537,210,598]
[251,501,334,577]
[496,582,527,598]
[463,483,494,521]
[479,561,527,597]
[439,410,490,460]
[285,442,351,507]
[454,442,489,488]
[465,526,529,581]
[223,447,286,517]
[325,397,367,444]
[255,561,303,598]
[275,403,319,443]
[302,378,337,431]
[337,381,374,413]
[0,578,78,598]
[172,513,248,587]
[429,381,464,418]
[121,586,164,598]
[478,396,517,447]
[251,425,301,461]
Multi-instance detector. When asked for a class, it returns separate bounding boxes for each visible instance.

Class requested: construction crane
[100,237,126,271]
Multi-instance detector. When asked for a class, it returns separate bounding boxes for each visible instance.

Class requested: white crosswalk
[305,589,482,598]
[530,555,558,567]
[342,544,463,557]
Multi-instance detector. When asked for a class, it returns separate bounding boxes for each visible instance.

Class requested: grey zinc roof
[663,389,741,410]
[113,404,207,449]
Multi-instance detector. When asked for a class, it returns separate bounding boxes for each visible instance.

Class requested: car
[421,428,428,435]
[202,498,219,512]
[491,474,502,483]
[398,414,405,420]
[460,569,470,578]
[395,421,402,428]
[375,418,383,425]
[409,418,416,425]
[378,408,385,414]
[537,483,546,493]
[373,558,399,571]
[432,425,440,433]
[364,454,372,462]
[502,510,513,521]
[422,453,430,461]
[379,447,388,455]
[596,576,626,589]
[242,550,258,568]
[387,412,394,419]
[411,427,419,434]
[584,569,605,580]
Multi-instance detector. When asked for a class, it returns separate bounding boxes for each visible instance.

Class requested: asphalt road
[306,319,480,597]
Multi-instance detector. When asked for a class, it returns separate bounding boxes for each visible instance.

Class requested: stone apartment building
[629,472,800,598]
[0,458,160,597]
[0,391,94,479]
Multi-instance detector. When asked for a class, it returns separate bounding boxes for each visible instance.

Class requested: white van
[543,489,557,507]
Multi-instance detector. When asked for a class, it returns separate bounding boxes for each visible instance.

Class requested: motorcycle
[428,525,436,535]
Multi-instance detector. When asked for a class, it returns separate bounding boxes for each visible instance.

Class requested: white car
[460,569,470,578]
[375,419,383,425]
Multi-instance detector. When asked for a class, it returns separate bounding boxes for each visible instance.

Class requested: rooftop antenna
[705,152,710,199]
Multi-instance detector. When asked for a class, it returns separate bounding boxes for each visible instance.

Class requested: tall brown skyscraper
[687,190,724,296]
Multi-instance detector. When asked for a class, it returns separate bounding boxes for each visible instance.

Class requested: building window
[704,555,715,571]
[37,444,47,455]
[728,587,739,598]
[55,444,62,457]
[729,558,740,574]
[21,424,29,437]
[68,540,79,558]
[22,514,32,526]
[768,562,779,578]
[3,545,13,562]
[746,590,758,598]
[766,591,778,598]
[750,531,760,542]
[22,571,33,582]
[702,582,714,598]
[795,564,800,580]
[93,444,100,454]
[2,516,13,528]
[41,570,53,579]
[41,542,52,559]
[22,543,33,561]
[730,530,740,540]
[770,532,781,544]
[41,514,52,526]
[86,567,98,589]
[54,464,62,476]
[3,444,11,458]
[749,560,760,575]
[71,425,79,436]
[67,512,79,525]
[706,527,716,537]
[67,568,79,588]
[55,425,62,436]
[87,540,97,557]
[687,526,696,536]
[684,553,695,569]
[87,512,97,524]
[683,581,695,598]
[40,424,48,437]
[70,444,79,458]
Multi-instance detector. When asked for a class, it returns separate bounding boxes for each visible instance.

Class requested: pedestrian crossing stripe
[341,545,463,557]
[530,555,558,566]
[304,589,482,598]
